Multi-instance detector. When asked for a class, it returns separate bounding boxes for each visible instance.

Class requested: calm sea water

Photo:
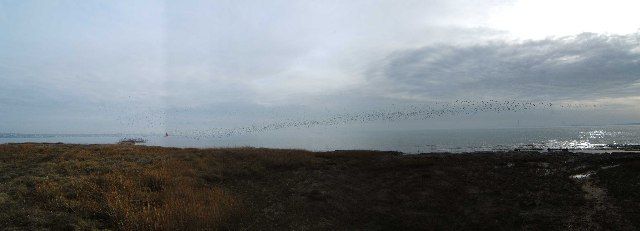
[2,125,640,153]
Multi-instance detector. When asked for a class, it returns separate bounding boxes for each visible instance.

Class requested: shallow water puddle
[600,164,620,170]
[570,171,594,179]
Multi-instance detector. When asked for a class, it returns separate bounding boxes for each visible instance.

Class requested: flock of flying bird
[114,99,599,140]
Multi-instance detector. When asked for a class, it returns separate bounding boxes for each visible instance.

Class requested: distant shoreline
[2,124,640,153]
[3,141,640,154]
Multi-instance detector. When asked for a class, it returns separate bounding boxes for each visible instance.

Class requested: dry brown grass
[0,143,243,230]
[103,168,239,230]
[0,144,345,229]
[4,143,638,230]
[314,150,402,158]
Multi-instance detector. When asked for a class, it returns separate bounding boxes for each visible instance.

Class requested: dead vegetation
[0,143,242,230]
[0,143,638,230]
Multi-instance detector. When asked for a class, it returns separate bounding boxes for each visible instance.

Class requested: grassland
[0,143,638,230]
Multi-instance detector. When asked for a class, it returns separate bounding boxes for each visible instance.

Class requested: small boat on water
[117,138,146,145]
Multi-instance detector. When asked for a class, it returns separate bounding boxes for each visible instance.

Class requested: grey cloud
[2,0,639,133]
[369,33,640,101]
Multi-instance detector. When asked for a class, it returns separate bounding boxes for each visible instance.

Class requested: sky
[1,0,640,134]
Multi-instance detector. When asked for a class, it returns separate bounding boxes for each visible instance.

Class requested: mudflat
[0,143,638,230]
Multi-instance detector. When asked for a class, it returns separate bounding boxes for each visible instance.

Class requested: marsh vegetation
[0,143,638,230]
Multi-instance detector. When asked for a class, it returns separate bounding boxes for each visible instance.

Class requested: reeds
[0,143,243,230]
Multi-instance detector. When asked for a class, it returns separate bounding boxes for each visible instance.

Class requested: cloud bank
[367,33,640,101]
[1,1,639,133]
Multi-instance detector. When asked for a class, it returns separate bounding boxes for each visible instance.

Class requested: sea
[2,125,640,153]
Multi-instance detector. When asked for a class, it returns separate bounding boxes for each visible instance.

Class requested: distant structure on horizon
[118,138,146,145]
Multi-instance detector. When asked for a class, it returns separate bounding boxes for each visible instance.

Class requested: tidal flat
[0,143,638,230]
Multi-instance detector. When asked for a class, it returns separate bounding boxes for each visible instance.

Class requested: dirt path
[566,168,635,230]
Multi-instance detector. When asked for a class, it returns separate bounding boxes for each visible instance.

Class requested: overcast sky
[1,0,639,134]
